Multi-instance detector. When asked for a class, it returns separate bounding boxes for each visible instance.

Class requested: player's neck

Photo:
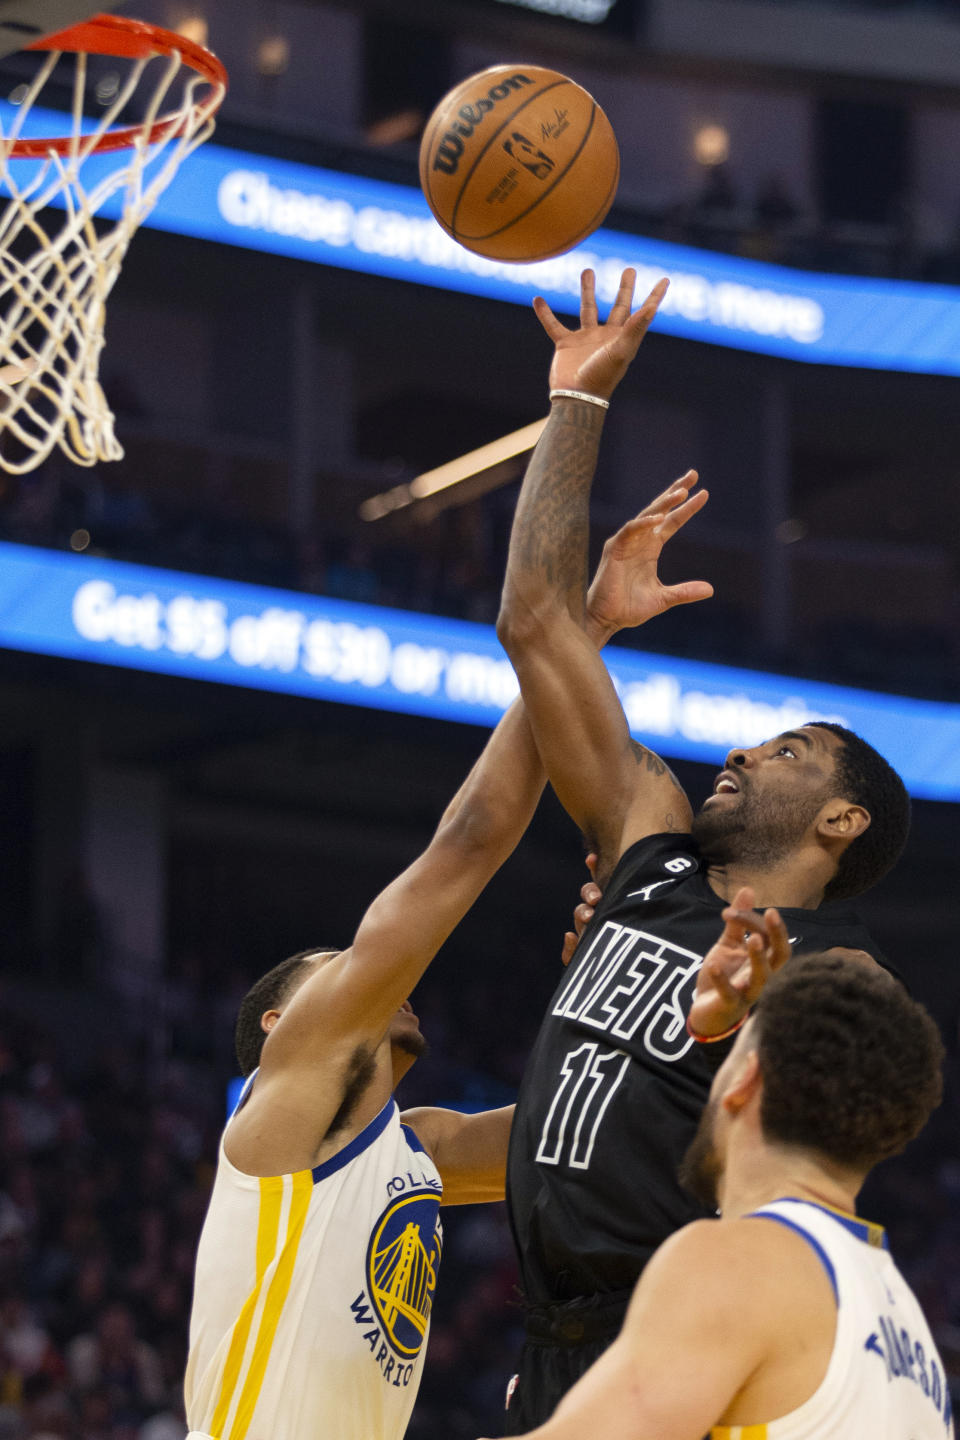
[720,1140,861,1221]
[705,855,828,911]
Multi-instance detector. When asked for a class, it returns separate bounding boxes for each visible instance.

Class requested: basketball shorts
[504,1288,631,1434]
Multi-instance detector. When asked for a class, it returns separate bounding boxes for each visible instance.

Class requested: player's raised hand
[560,854,601,966]
[534,268,668,401]
[687,886,791,1040]
[586,472,714,643]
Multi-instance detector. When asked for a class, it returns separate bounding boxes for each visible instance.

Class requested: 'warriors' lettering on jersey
[348,1184,442,1394]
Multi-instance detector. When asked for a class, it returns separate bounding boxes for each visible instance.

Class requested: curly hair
[807,722,910,902]
[752,953,944,1171]
[234,949,339,1077]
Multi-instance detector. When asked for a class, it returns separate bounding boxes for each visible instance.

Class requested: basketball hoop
[0,13,227,472]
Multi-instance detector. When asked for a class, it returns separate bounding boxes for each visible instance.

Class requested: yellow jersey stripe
[209,1176,284,1439]
[229,1169,313,1440]
[712,1427,768,1439]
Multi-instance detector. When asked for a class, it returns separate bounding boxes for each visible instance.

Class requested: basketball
[419,65,620,264]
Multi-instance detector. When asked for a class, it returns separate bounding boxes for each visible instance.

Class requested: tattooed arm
[497,270,712,879]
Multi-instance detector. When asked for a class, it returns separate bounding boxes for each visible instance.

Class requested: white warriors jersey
[184,1078,443,1440]
[711,1198,954,1440]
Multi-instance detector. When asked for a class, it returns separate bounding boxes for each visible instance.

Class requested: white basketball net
[0,37,225,472]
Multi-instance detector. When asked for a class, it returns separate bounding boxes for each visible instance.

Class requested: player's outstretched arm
[498,269,712,877]
[259,698,545,1086]
[399,1105,514,1206]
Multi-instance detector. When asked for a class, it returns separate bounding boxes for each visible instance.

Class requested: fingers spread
[606,267,638,325]
[654,488,710,541]
[624,276,668,332]
[533,295,568,341]
[763,908,791,968]
[579,269,599,328]
[720,904,766,946]
[636,472,700,521]
[661,580,714,609]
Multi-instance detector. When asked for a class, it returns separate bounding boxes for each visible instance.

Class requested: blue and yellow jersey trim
[790,1197,887,1251]
[207,1169,312,1440]
[713,1200,889,1440]
[206,1098,400,1440]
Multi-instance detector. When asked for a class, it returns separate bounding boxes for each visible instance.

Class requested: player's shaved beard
[679,1096,723,1211]
[691,779,828,871]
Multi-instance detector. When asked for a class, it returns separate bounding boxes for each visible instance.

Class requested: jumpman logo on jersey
[626,879,681,904]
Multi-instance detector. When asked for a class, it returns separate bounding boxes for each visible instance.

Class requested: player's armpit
[497,611,691,871]
[399,1105,514,1205]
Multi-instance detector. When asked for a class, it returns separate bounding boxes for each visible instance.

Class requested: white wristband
[549,388,610,411]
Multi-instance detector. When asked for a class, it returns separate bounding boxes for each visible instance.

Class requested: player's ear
[816,801,870,843]
[261,1009,281,1035]
[720,1048,761,1115]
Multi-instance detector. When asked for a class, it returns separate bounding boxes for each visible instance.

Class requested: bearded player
[495,269,911,1429]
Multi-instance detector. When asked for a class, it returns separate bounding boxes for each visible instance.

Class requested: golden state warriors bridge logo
[366,1191,443,1357]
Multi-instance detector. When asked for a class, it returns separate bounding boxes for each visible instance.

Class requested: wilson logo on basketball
[431,73,533,175]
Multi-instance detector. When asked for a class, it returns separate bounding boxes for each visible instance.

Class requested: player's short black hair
[807,722,910,901]
[234,949,337,1077]
[752,952,943,1171]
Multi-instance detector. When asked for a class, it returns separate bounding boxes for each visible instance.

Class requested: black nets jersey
[506,832,889,1306]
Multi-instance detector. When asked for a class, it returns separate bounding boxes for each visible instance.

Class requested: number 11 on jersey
[535,1043,631,1171]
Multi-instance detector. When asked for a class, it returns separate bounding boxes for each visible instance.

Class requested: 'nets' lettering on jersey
[535,1043,630,1170]
[553,921,702,1058]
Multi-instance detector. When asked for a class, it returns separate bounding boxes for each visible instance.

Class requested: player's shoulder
[789,898,890,972]
[609,831,703,888]
[652,1212,789,1265]
[646,1212,831,1308]
[634,1217,787,1335]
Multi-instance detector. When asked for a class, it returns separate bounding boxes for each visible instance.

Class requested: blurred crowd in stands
[0,921,956,1440]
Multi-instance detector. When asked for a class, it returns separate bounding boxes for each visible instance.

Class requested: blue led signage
[1,540,958,801]
[4,103,960,374]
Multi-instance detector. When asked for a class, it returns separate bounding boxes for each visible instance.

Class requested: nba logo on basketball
[503,132,555,179]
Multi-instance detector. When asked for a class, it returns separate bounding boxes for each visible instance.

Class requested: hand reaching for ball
[534,268,669,402]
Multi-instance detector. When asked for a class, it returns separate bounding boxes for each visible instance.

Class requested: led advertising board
[1,540,958,801]
[5,103,960,374]
[481,0,635,33]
